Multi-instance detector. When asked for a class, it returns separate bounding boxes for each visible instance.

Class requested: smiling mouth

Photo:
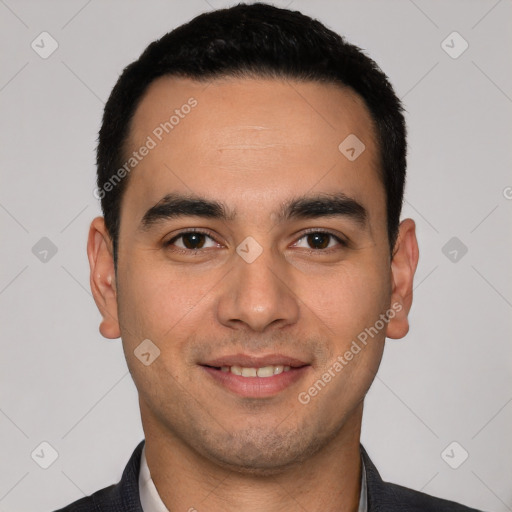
[204,364,294,378]
[200,357,311,398]
[199,353,311,396]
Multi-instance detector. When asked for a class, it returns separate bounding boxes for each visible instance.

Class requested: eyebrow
[139,192,368,230]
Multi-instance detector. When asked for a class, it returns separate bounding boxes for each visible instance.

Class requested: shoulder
[52,441,145,512]
[378,480,484,511]
[361,444,485,512]
[53,484,116,511]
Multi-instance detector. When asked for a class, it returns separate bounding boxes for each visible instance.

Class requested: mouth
[199,354,311,398]
[212,364,293,377]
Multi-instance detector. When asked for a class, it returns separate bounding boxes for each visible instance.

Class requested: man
[57,3,484,511]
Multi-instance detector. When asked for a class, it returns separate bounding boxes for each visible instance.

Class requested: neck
[142,402,364,512]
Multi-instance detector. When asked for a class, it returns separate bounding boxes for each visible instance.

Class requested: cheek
[116,264,177,342]
[115,265,200,395]
[302,261,391,341]
[116,257,220,348]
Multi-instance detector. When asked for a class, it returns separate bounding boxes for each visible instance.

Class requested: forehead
[123,76,383,224]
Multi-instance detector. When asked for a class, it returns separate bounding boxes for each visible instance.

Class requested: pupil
[308,233,329,249]
[183,233,204,249]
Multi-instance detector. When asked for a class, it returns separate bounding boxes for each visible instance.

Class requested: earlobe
[386,218,419,340]
[87,217,121,339]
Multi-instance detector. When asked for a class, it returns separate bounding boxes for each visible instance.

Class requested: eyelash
[164,228,348,255]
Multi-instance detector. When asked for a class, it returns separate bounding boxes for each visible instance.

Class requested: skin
[87,76,419,512]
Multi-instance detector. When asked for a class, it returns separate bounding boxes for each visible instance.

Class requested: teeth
[230,365,243,376]
[257,366,274,377]
[241,367,257,377]
[220,365,292,378]
[273,365,284,375]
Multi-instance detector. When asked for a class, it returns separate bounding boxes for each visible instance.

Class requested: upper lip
[201,354,309,368]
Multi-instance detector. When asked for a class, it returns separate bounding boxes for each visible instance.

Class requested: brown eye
[294,231,346,251]
[166,231,217,251]
[306,233,330,249]
[180,233,206,249]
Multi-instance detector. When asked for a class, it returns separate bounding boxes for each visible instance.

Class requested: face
[89,76,418,473]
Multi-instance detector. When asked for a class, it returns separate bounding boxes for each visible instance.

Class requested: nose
[216,246,300,332]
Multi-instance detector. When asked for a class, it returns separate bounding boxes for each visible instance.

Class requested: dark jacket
[55,440,484,511]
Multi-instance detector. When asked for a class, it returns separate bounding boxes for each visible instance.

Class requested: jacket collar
[100,440,145,511]
[360,444,390,512]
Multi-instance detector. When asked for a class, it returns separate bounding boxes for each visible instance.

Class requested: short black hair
[96,2,407,266]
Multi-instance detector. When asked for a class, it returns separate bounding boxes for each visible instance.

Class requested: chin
[195,425,326,476]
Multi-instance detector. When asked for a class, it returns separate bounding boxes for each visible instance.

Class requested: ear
[87,217,121,339]
[386,218,419,339]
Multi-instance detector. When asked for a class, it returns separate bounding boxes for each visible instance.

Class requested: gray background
[1,0,511,511]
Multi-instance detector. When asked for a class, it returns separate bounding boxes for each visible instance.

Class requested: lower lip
[201,366,310,398]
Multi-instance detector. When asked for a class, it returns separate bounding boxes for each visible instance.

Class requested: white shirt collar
[139,445,367,512]
[138,445,170,512]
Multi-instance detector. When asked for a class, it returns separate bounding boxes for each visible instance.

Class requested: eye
[293,231,347,251]
[166,230,219,251]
